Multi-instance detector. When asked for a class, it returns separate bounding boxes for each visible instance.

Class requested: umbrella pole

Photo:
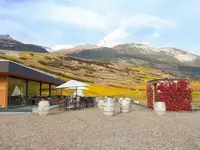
[76,87,77,97]
[76,87,78,110]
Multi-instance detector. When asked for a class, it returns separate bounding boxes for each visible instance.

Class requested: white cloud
[121,14,175,30]
[98,28,130,47]
[1,0,199,54]
[45,5,108,30]
[52,44,74,50]
[99,14,175,47]
[0,1,108,30]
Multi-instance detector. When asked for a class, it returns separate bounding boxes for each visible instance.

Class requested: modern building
[0,60,65,109]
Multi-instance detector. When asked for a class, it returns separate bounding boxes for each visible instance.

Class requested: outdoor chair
[73,97,81,110]
[87,98,95,107]
[64,97,71,110]
[58,100,65,110]
[80,98,86,108]
[65,97,74,110]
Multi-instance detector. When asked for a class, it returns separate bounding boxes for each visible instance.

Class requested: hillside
[55,44,98,54]
[0,34,48,53]
[68,43,200,66]
[1,50,200,105]
[0,50,176,102]
[65,43,200,80]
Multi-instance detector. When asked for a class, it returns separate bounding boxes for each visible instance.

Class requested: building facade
[0,60,65,109]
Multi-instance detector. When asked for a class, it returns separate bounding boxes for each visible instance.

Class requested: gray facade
[0,60,65,85]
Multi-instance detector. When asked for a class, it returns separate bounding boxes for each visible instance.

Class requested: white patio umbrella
[56,80,89,89]
[56,80,89,96]
[71,87,88,97]
[73,89,84,97]
[68,87,88,90]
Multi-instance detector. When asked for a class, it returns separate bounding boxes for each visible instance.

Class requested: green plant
[19,57,27,60]
[45,56,52,61]
[0,55,24,64]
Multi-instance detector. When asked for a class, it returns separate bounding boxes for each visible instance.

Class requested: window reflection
[7,77,61,108]
[51,85,62,96]
[42,83,49,96]
[28,81,40,96]
[8,77,26,108]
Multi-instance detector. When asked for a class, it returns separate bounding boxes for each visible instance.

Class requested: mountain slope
[67,43,200,80]
[0,34,48,53]
[69,45,184,65]
[0,50,174,91]
[113,44,200,65]
[55,44,98,54]
[67,43,200,66]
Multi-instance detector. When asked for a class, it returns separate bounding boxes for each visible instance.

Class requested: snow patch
[159,47,197,62]
[175,54,197,62]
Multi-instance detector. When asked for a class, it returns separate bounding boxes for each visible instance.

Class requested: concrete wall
[0,76,8,108]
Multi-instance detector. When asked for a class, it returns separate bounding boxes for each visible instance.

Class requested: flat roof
[0,60,65,85]
[148,78,189,84]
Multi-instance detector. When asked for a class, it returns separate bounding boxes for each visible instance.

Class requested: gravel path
[0,104,200,150]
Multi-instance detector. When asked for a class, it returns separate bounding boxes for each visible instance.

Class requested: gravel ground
[0,104,200,150]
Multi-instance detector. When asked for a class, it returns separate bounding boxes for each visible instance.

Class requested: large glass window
[51,85,62,96]
[8,77,26,108]
[28,81,40,96]
[57,89,62,95]
[42,83,50,96]
[51,85,57,96]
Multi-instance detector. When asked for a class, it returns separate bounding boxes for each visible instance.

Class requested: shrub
[0,55,24,64]
[45,56,52,61]
[19,57,27,60]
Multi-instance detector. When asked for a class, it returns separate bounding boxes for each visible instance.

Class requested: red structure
[147,79,192,111]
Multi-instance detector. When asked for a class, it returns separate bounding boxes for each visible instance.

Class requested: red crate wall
[147,79,192,111]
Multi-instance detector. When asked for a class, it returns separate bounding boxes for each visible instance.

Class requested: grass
[0,54,24,64]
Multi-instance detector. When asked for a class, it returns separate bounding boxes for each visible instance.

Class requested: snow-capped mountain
[112,43,199,64]
[159,47,197,62]
[43,46,53,52]
[55,44,98,54]
[65,43,200,67]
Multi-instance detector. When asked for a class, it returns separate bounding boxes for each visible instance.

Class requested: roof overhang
[0,60,65,85]
[148,78,189,84]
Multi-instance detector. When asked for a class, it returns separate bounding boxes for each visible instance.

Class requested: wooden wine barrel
[120,98,131,113]
[154,102,166,116]
[38,101,50,116]
[103,99,115,116]
[98,100,104,111]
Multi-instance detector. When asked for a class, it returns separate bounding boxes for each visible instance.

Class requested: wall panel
[0,76,8,108]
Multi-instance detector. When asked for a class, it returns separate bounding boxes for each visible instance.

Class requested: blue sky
[0,0,200,54]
